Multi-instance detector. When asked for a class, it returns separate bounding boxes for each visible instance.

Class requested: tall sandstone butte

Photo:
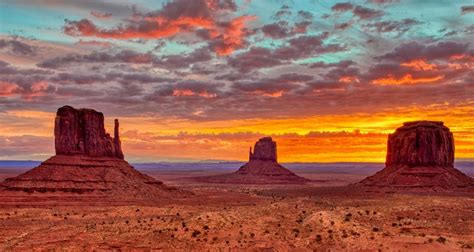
[0,106,181,203]
[55,106,124,159]
[360,121,474,189]
[197,137,309,184]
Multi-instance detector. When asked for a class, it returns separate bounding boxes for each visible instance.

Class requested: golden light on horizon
[1,102,472,162]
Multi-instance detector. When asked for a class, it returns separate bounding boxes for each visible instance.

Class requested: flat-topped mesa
[359,121,473,189]
[386,120,454,168]
[55,105,124,159]
[249,137,277,162]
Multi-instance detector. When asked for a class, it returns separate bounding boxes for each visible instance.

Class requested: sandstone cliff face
[249,137,277,162]
[359,121,473,189]
[385,121,454,168]
[55,106,124,159]
[0,105,183,202]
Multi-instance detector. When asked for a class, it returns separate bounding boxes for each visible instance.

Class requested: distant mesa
[0,105,182,204]
[195,137,310,184]
[359,121,474,190]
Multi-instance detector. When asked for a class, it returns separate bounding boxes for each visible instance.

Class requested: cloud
[63,0,254,55]
[0,135,53,159]
[363,18,421,33]
[308,60,355,69]
[260,20,311,39]
[372,74,444,85]
[461,5,474,15]
[366,0,399,5]
[0,81,22,97]
[74,39,112,48]
[330,3,383,20]
[232,73,313,97]
[37,47,212,70]
[352,6,384,19]
[0,39,38,56]
[331,2,354,12]
[228,32,346,73]
[376,41,470,62]
[90,10,112,19]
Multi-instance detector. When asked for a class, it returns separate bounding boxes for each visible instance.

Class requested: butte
[0,106,184,205]
[196,137,310,184]
[359,121,474,190]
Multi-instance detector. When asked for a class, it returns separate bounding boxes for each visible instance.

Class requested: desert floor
[0,167,473,251]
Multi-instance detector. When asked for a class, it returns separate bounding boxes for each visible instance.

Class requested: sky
[0,0,473,163]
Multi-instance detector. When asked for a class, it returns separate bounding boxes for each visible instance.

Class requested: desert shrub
[436,237,446,244]
[315,234,322,242]
[192,230,201,237]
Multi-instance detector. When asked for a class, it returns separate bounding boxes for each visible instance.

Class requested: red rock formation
[196,137,309,184]
[54,106,123,159]
[249,137,277,162]
[0,106,184,203]
[360,121,473,189]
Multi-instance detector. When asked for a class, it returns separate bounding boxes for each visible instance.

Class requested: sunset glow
[0,0,473,163]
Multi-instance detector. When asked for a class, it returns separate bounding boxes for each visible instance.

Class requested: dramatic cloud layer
[0,0,473,162]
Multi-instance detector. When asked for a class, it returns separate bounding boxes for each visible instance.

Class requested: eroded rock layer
[196,137,309,184]
[359,121,473,189]
[0,106,184,204]
[55,106,124,159]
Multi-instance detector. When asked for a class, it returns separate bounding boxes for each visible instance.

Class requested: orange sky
[0,1,473,163]
[1,102,472,162]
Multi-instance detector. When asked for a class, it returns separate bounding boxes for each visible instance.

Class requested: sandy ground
[0,168,473,251]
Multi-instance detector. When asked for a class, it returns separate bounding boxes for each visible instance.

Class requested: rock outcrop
[249,137,277,162]
[55,106,124,159]
[359,121,474,189]
[196,137,310,184]
[0,106,183,204]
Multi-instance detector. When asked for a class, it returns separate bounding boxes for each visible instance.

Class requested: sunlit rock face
[55,105,124,159]
[359,121,473,190]
[0,106,186,203]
